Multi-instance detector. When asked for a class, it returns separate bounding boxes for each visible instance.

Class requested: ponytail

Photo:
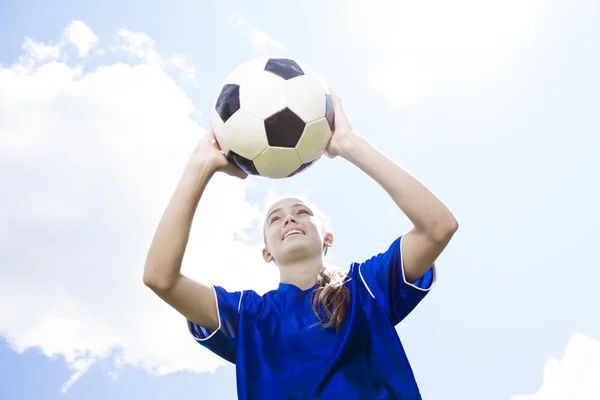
[311,266,350,331]
[262,196,349,329]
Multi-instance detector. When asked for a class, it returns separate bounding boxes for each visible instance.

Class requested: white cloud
[115,29,158,61]
[17,20,99,68]
[114,28,197,84]
[21,38,61,63]
[511,333,600,400]
[363,0,538,106]
[227,14,283,51]
[61,20,99,58]
[0,21,278,392]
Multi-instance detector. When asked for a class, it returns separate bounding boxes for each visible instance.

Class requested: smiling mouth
[282,229,304,240]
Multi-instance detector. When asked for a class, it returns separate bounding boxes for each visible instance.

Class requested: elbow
[429,213,459,243]
[444,214,459,236]
[143,273,158,290]
[143,265,175,293]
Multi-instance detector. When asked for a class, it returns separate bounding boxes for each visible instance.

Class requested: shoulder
[359,236,403,267]
[348,235,403,282]
[234,286,286,317]
[345,262,379,300]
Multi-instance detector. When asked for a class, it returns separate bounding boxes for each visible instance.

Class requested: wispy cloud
[228,14,283,51]
[61,20,99,58]
[17,20,99,66]
[114,28,198,84]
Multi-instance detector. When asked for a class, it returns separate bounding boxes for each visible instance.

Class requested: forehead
[266,197,311,215]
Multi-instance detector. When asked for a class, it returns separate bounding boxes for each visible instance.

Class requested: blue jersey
[188,236,435,399]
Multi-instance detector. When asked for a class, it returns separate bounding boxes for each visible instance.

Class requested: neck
[278,256,323,290]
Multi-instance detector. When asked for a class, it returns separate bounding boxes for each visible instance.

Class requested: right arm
[143,127,247,331]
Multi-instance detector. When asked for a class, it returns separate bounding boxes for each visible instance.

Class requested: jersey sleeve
[186,285,244,364]
[357,235,435,325]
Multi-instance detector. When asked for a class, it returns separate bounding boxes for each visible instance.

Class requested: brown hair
[311,266,350,331]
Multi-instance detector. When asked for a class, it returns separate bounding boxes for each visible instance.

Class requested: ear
[324,232,334,247]
[262,247,273,263]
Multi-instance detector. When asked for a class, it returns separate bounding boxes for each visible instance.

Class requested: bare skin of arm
[326,90,458,283]
[143,128,247,331]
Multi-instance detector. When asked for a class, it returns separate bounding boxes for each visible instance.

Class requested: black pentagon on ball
[264,58,304,80]
[215,84,240,123]
[264,108,306,148]
[325,93,335,131]
[288,159,318,177]
[228,150,259,175]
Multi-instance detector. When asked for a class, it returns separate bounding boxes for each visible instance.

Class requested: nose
[283,214,297,226]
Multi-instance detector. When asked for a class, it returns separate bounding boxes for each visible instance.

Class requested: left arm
[328,91,458,283]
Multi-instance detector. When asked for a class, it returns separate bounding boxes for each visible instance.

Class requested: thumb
[224,162,248,180]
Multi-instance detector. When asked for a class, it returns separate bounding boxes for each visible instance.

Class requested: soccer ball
[212,57,335,179]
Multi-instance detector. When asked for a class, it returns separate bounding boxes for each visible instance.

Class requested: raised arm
[326,90,458,283]
[143,127,247,330]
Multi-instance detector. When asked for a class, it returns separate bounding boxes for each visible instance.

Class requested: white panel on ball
[253,147,303,179]
[219,109,269,160]
[221,57,269,85]
[285,74,327,123]
[295,118,331,163]
[297,60,331,95]
[240,70,288,120]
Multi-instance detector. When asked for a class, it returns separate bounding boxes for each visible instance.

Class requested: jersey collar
[277,282,319,294]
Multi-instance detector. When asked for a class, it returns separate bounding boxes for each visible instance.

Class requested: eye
[270,216,280,224]
[297,209,310,215]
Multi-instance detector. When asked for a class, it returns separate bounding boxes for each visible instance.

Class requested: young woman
[143,90,458,399]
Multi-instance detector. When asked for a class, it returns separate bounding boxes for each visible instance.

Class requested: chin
[282,240,309,253]
[280,238,320,258]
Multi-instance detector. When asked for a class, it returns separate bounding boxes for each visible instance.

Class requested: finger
[212,136,224,152]
[329,86,339,98]
[205,128,226,153]
[206,123,216,136]
[329,87,342,107]
[200,127,216,146]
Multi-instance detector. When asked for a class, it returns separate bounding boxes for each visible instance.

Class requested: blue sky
[1,0,599,399]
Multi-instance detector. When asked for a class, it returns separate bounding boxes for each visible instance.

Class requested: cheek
[266,229,280,247]
[307,222,324,239]
[310,217,325,233]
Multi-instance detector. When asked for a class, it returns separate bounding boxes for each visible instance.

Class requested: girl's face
[262,197,331,265]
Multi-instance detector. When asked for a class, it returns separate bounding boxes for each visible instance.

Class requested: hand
[325,88,359,158]
[189,125,248,179]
